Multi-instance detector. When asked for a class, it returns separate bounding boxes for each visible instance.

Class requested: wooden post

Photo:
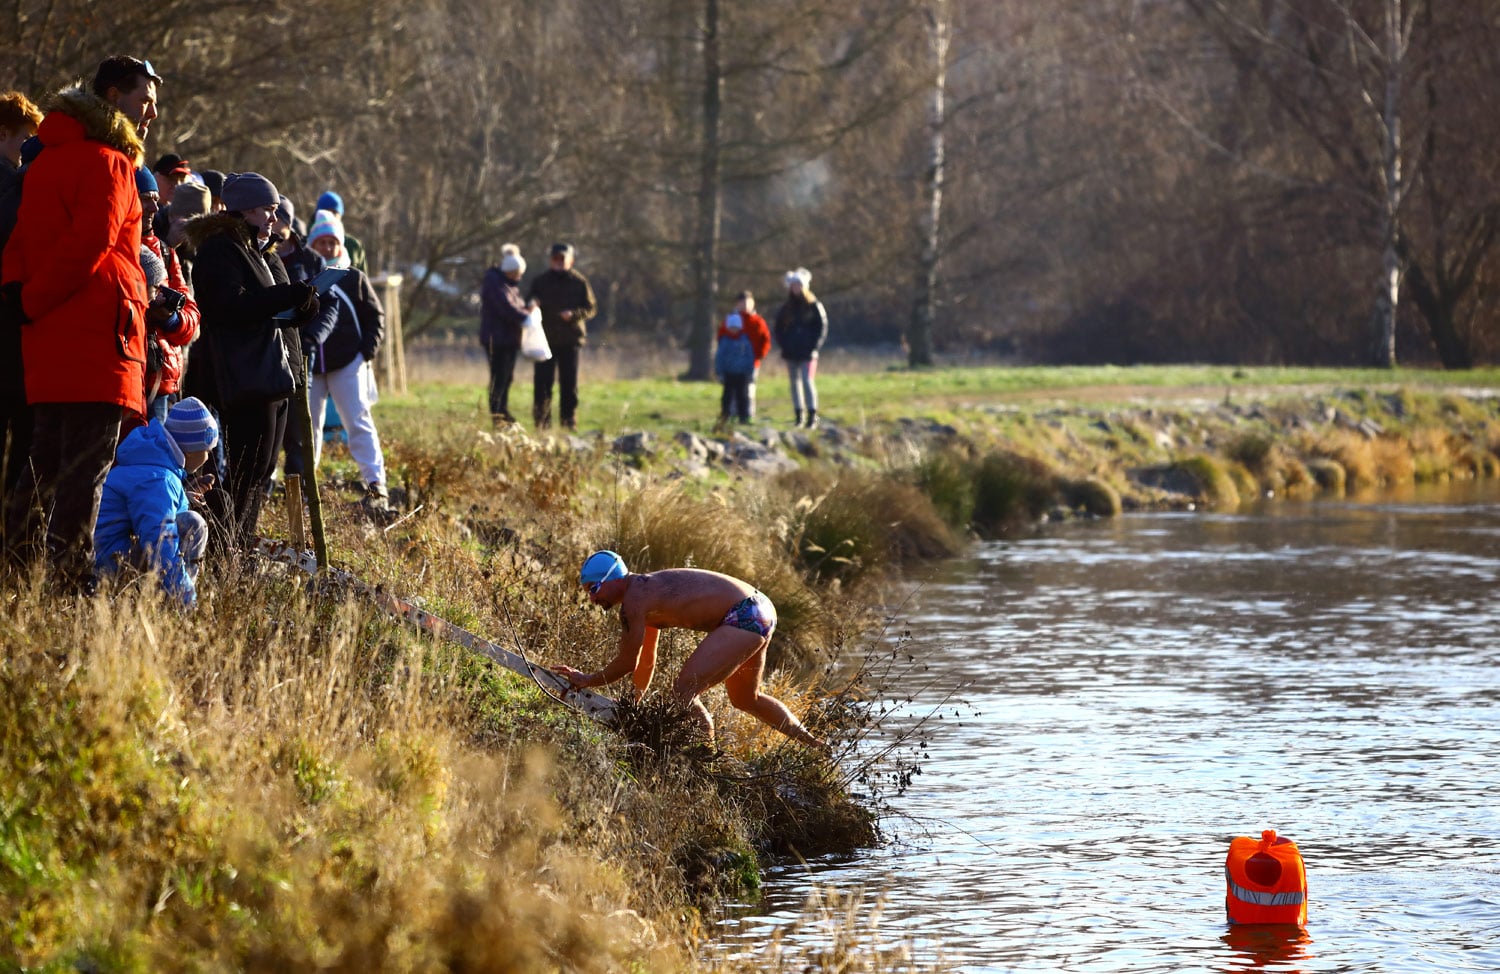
[293,369,329,570]
[285,475,306,550]
[372,272,407,394]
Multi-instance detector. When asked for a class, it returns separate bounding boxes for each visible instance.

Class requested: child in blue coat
[94,397,217,607]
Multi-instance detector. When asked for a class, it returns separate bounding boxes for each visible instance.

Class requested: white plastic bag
[520,308,551,362]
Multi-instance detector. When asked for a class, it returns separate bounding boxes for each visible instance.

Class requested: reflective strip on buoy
[1226,870,1306,907]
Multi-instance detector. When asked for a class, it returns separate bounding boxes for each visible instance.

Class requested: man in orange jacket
[0,56,161,590]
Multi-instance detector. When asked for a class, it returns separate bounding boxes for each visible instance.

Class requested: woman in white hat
[771,267,828,428]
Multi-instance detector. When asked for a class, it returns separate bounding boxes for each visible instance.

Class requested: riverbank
[3,367,1497,970]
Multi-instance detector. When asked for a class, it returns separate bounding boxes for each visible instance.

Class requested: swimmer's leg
[673,625,764,744]
[722,647,827,750]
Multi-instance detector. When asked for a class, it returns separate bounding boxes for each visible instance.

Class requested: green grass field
[383,356,1500,437]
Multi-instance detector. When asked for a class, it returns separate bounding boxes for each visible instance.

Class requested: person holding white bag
[478,243,536,427]
[304,209,391,514]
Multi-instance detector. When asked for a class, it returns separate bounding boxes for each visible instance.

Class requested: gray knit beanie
[221,172,279,213]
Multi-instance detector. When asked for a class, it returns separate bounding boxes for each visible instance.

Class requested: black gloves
[291,283,320,326]
[0,281,28,325]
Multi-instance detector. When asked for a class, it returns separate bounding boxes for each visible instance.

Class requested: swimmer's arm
[632,626,659,695]
[560,612,647,689]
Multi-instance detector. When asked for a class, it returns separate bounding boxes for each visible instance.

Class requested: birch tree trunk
[907,0,949,368]
[686,0,724,381]
[1372,0,1405,367]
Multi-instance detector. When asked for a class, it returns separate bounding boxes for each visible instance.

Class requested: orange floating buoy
[1225,829,1308,926]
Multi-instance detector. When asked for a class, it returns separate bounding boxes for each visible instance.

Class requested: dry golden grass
[0,418,938,970]
[1302,429,1380,491]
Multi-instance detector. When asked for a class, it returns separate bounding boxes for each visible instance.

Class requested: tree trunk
[1372,0,1404,367]
[1403,263,1475,369]
[685,0,723,381]
[907,0,949,369]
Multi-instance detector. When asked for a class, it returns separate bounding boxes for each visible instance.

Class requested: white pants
[310,357,385,486]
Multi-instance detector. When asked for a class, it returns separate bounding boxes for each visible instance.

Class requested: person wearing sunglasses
[558,550,829,753]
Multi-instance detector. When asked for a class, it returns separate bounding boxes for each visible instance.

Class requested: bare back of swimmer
[556,551,828,751]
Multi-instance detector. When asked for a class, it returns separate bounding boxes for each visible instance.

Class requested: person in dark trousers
[0,56,161,589]
[185,172,319,552]
[525,242,596,430]
[479,243,529,426]
[714,291,772,424]
[0,92,42,523]
[772,267,829,429]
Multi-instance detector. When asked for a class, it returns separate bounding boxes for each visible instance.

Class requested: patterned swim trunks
[721,591,777,638]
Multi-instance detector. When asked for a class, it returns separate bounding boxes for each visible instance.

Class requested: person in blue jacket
[94,396,217,607]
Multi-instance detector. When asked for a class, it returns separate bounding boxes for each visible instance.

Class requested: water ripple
[718,488,1500,972]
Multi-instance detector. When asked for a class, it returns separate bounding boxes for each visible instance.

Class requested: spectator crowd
[1,56,389,604]
[1,54,830,605]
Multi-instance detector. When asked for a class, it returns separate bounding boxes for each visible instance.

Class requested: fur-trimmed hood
[39,84,145,165]
[183,211,257,251]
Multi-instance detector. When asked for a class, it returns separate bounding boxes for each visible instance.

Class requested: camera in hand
[151,286,188,317]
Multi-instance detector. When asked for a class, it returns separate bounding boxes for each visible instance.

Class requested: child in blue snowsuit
[93,397,218,607]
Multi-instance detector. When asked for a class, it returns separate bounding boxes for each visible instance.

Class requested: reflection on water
[717,484,1500,972]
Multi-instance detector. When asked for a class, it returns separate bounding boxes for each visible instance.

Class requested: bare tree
[906,0,949,367]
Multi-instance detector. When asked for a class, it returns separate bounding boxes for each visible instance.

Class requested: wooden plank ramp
[253,537,618,722]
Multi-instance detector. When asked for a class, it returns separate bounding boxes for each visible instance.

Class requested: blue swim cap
[580,550,628,586]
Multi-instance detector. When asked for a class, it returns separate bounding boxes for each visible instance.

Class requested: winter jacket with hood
[773,293,829,362]
[93,419,197,606]
[184,212,310,407]
[714,312,771,377]
[308,268,383,375]
[142,228,200,397]
[479,267,528,348]
[1,85,149,414]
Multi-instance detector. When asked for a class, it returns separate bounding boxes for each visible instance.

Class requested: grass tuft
[971,450,1061,534]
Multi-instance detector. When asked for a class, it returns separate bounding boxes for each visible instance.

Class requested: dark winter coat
[1,85,149,413]
[309,269,383,374]
[525,267,597,348]
[184,213,310,407]
[280,239,339,354]
[773,294,829,362]
[479,268,528,348]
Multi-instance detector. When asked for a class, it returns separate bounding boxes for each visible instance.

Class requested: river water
[717,483,1500,972]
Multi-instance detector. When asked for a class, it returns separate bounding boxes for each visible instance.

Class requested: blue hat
[134,167,158,195]
[164,397,219,453]
[580,550,628,586]
[316,190,344,215]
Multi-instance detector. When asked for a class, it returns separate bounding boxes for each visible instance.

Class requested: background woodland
[4,0,1499,370]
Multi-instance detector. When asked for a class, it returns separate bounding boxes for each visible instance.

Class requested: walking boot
[793,409,804,428]
[532,404,551,430]
[363,482,395,524]
[805,408,817,429]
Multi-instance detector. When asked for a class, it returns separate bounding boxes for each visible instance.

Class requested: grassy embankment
[4,361,1499,970]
